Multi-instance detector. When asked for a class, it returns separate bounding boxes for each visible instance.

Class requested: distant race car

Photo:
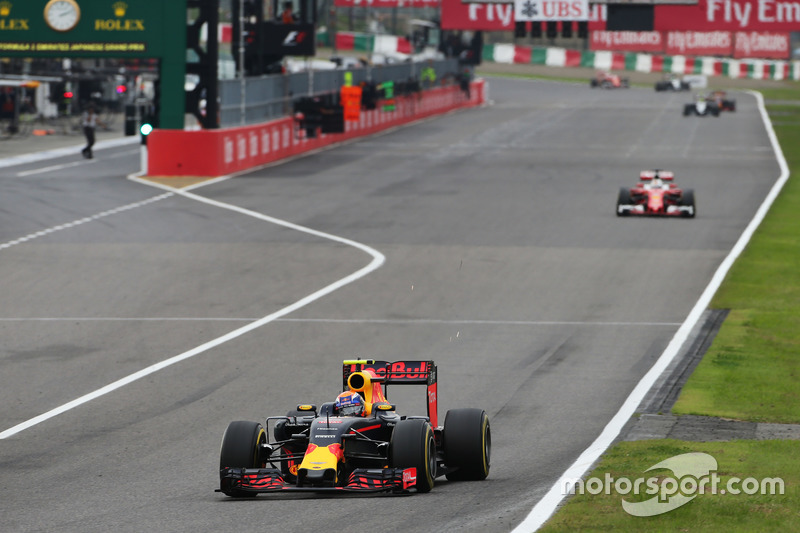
[655,75,691,91]
[708,90,736,112]
[591,71,629,89]
[683,94,720,116]
[217,359,491,496]
[616,170,695,218]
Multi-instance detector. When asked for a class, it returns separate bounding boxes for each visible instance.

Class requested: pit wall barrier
[482,43,800,81]
[148,80,485,177]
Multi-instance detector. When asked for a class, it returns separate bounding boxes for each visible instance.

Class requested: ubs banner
[0,0,167,57]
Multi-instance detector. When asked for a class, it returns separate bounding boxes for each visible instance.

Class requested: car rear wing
[640,170,674,181]
[343,360,438,427]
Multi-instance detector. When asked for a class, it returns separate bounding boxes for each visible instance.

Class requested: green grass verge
[536,87,800,531]
[538,440,800,532]
[672,94,800,424]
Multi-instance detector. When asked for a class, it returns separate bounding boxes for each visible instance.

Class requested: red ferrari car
[591,71,629,89]
[616,170,695,217]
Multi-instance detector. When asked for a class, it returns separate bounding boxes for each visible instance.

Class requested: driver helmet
[335,391,365,417]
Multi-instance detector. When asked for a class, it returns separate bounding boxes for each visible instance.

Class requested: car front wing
[218,466,418,495]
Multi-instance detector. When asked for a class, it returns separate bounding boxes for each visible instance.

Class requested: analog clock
[44,0,81,33]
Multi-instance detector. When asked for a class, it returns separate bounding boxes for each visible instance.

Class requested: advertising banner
[441,0,514,30]
[588,4,608,31]
[590,30,663,52]
[334,0,439,7]
[734,31,791,57]
[0,0,167,57]
[514,0,590,21]
[665,30,734,55]
[655,0,800,32]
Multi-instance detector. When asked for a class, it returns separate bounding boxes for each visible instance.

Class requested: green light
[140,123,154,136]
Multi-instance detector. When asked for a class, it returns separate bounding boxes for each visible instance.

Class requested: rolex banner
[514,0,590,21]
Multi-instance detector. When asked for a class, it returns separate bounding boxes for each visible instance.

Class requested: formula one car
[655,74,691,91]
[708,90,736,112]
[590,71,629,89]
[616,170,695,217]
[683,94,719,116]
[217,359,490,496]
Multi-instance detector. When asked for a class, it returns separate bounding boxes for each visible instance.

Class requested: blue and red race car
[616,170,696,218]
[217,359,491,496]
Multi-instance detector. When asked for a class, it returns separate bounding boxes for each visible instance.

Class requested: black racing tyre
[219,421,266,497]
[728,100,737,112]
[683,104,693,116]
[655,82,665,91]
[443,408,491,481]
[390,419,436,493]
[681,82,691,91]
[681,189,696,218]
[590,79,598,88]
[617,188,632,217]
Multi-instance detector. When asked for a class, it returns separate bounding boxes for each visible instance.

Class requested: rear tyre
[390,419,436,493]
[681,189,696,218]
[617,188,632,217]
[590,79,598,88]
[683,104,693,116]
[443,408,491,481]
[219,421,267,497]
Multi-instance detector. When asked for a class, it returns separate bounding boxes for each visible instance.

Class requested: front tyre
[617,188,632,217]
[443,408,491,481]
[219,421,267,497]
[681,189,696,218]
[390,419,436,493]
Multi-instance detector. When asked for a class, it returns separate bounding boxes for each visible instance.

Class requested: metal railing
[218,58,461,128]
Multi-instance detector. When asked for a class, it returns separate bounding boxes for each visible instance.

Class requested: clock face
[45,0,81,32]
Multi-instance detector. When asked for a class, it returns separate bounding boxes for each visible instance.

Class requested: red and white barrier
[148,81,485,177]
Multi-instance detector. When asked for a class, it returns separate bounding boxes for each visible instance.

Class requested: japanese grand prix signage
[0,0,166,57]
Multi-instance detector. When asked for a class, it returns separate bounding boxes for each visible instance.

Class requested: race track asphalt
[0,77,781,532]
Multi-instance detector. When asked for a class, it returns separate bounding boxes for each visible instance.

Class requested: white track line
[0,193,173,251]
[0,174,385,440]
[0,317,681,326]
[16,159,97,177]
[0,136,139,170]
[511,91,790,532]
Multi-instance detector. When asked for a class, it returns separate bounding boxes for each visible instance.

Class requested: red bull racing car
[709,90,736,112]
[616,170,695,217]
[217,359,491,496]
